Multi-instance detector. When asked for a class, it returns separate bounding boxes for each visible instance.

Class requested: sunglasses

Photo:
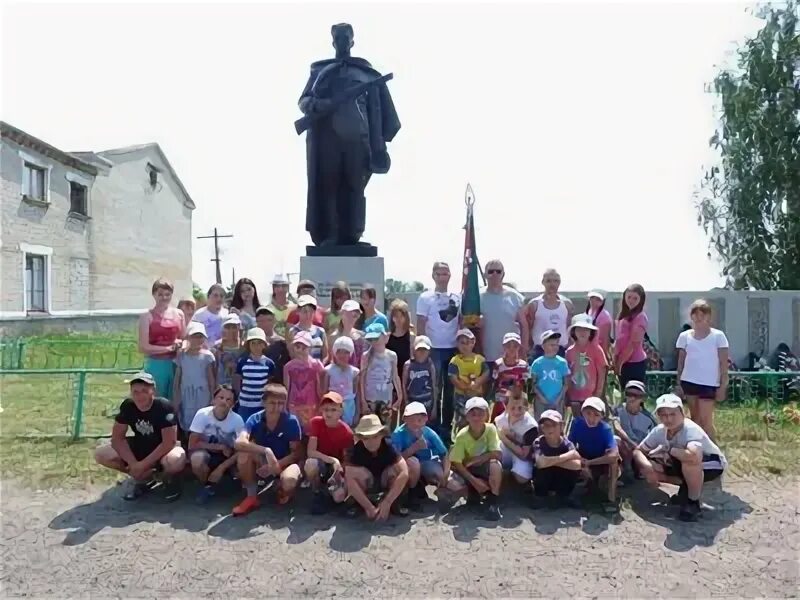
[486,269,503,275]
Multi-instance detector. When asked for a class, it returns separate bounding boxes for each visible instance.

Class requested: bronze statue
[298,23,401,255]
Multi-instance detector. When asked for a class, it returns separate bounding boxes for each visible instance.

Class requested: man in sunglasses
[478,259,525,363]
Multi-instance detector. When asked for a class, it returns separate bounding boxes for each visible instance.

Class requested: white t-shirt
[494,411,538,444]
[676,328,729,387]
[188,405,245,449]
[639,418,727,470]
[415,290,461,349]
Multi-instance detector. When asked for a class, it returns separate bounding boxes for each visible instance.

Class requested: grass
[1,331,141,370]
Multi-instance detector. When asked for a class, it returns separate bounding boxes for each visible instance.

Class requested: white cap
[456,328,475,340]
[414,335,432,350]
[581,397,606,414]
[271,274,290,285]
[186,321,207,338]
[502,332,521,345]
[292,331,312,346]
[464,397,489,412]
[625,380,647,394]
[403,402,428,417]
[656,393,684,413]
[223,313,241,327]
[539,329,561,344]
[332,335,355,355]
[569,313,598,332]
[341,299,361,312]
[538,409,563,425]
[587,290,605,301]
[297,295,317,308]
[245,327,267,344]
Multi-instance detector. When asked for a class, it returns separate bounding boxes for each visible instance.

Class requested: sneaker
[390,501,410,517]
[485,503,502,521]
[413,482,429,500]
[122,479,153,501]
[232,495,260,516]
[559,496,581,510]
[162,480,182,503]
[195,484,216,505]
[679,500,702,522]
[310,492,329,515]
[406,492,423,512]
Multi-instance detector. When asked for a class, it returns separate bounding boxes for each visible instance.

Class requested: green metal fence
[0,338,142,370]
[0,367,797,442]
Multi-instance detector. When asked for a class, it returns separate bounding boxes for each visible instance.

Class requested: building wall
[0,138,94,315]
[394,289,800,369]
[88,149,193,309]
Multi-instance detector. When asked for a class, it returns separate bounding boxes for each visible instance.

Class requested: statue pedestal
[300,254,385,309]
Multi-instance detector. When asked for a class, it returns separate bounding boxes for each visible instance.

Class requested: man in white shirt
[415,261,461,443]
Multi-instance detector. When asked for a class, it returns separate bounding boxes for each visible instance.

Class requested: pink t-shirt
[614,312,649,364]
[285,357,324,432]
[566,342,608,403]
[588,309,613,353]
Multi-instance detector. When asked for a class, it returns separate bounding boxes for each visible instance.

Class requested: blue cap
[364,322,387,339]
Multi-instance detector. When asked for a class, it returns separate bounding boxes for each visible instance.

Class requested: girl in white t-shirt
[675,299,729,440]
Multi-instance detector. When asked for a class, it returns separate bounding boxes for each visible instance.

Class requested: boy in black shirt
[256,305,290,384]
[94,371,186,501]
[346,414,410,520]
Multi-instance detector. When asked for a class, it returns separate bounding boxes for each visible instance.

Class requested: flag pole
[461,183,483,352]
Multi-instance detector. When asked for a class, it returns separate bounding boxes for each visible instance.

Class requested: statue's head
[331,23,354,54]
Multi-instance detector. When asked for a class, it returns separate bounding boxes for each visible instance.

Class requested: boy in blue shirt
[568,397,620,513]
[391,402,449,510]
[530,330,571,418]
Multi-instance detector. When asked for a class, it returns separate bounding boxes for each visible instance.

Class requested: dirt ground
[1,476,798,599]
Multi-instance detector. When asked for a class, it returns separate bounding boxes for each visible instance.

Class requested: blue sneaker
[196,485,215,505]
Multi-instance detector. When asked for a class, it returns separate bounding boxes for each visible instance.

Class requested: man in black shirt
[346,414,409,520]
[94,371,186,501]
[256,305,290,384]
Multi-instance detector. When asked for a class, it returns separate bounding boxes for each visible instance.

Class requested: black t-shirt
[266,336,290,384]
[351,438,400,480]
[115,397,176,451]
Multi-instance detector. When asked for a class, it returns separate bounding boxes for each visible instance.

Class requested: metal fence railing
[0,338,142,370]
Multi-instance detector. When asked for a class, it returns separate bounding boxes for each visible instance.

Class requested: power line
[197,227,233,284]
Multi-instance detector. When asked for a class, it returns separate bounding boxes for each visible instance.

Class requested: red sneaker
[232,495,260,516]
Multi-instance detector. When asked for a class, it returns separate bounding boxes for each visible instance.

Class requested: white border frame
[19,150,52,204]
[19,243,53,313]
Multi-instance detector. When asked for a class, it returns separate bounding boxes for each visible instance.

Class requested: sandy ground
[1,476,798,599]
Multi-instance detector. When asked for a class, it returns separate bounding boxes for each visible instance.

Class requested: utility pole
[197,227,233,285]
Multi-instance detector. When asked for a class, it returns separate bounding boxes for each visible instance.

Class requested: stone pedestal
[299,254,385,308]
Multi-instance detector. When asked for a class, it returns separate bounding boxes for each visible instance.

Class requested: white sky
[2,1,762,293]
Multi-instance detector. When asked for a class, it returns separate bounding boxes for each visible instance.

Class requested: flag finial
[465,183,475,207]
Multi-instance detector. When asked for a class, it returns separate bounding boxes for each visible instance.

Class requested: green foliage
[192,282,206,305]
[384,278,425,295]
[697,1,800,289]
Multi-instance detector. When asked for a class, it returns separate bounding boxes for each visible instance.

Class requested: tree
[192,282,206,307]
[697,1,799,289]
[384,278,425,311]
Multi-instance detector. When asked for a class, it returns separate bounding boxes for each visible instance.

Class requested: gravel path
[1,477,798,598]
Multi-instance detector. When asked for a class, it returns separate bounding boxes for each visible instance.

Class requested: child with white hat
[322,335,361,426]
[173,321,216,436]
[633,393,727,522]
[565,314,608,417]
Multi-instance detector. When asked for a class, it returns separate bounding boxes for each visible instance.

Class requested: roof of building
[0,121,98,176]
[96,143,196,210]
[1,121,196,210]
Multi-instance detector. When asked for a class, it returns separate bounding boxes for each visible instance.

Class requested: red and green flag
[461,184,483,328]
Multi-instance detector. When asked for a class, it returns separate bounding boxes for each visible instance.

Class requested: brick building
[0,122,194,334]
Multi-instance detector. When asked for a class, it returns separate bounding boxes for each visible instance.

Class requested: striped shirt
[235,355,276,409]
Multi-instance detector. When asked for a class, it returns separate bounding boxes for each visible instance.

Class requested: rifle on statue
[294,73,394,135]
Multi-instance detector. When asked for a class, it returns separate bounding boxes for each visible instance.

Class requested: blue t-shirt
[236,355,276,409]
[391,424,448,462]
[568,417,616,460]
[244,410,302,460]
[530,355,570,403]
[364,311,390,331]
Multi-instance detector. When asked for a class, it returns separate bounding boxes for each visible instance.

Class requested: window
[25,254,47,312]
[70,181,88,215]
[22,162,47,201]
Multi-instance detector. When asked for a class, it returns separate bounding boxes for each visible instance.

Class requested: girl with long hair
[613,283,649,389]
[230,278,261,331]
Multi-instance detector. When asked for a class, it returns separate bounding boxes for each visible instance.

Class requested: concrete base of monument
[299,255,385,308]
[305,244,378,257]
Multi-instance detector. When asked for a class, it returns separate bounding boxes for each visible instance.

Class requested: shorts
[452,395,474,430]
[236,404,263,422]
[500,444,534,480]
[449,462,492,487]
[680,380,718,400]
[663,455,725,481]
[533,397,564,421]
[190,449,229,470]
[341,394,357,427]
[144,356,175,400]
[419,458,444,482]
[128,437,164,470]
[619,360,648,389]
